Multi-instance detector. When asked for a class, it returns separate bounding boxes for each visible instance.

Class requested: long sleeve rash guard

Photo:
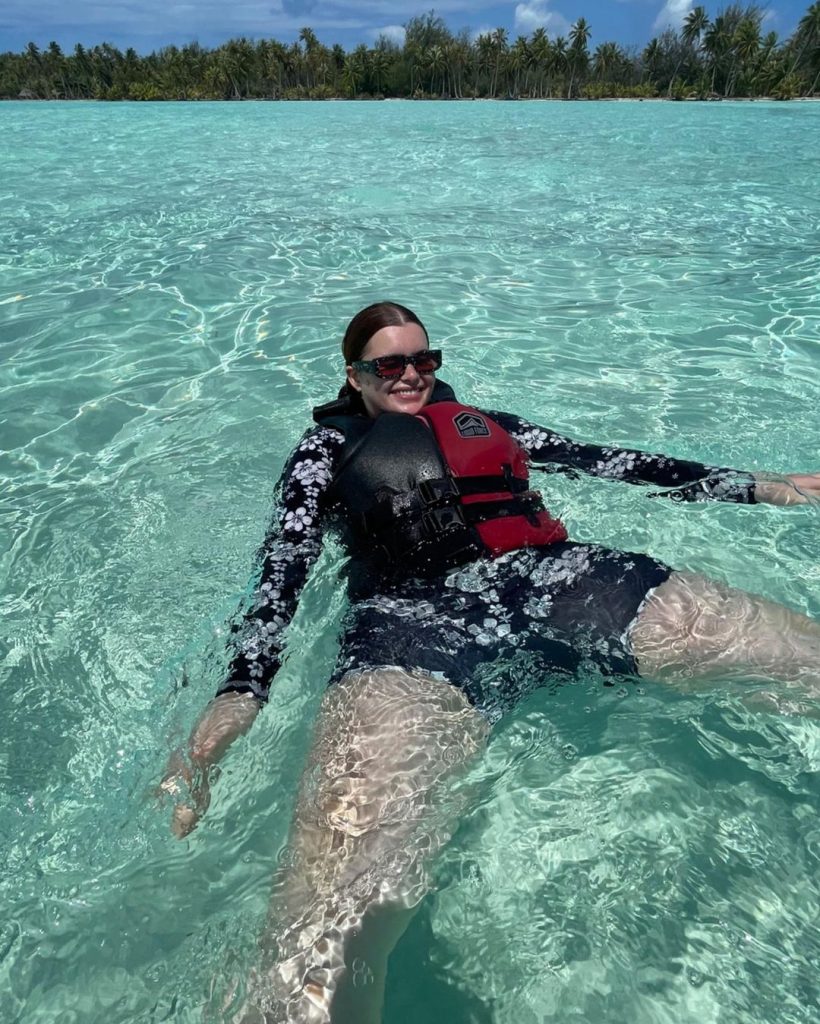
[218,412,755,700]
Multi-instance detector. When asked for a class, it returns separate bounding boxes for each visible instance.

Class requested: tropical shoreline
[5,94,820,103]
[3,5,819,104]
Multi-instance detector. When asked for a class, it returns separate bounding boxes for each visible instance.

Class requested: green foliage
[668,76,692,99]
[127,81,165,100]
[771,71,802,97]
[1,3,817,102]
[582,81,658,99]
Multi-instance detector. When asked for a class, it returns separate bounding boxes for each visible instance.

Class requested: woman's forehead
[361,323,428,357]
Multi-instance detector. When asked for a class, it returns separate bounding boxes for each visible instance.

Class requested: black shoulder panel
[331,414,446,514]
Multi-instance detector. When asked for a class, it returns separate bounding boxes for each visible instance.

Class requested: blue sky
[0,1,809,56]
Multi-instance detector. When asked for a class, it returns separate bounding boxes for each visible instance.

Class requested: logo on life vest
[453,412,490,438]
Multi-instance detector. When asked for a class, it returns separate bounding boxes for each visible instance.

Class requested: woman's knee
[630,570,820,685]
[251,667,488,1023]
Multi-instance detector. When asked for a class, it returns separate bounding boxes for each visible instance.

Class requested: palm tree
[567,17,591,97]
[426,45,446,96]
[442,40,456,96]
[704,13,732,94]
[283,42,300,91]
[299,27,332,93]
[792,1,820,92]
[405,40,421,96]
[45,41,67,98]
[794,0,820,61]
[593,41,619,83]
[369,47,390,95]
[732,15,761,95]
[642,37,662,86]
[264,40,287,97]
[475,32,494,96]
[509,36,530,96]
[551,36,568,97]
[342,47,367,97]
[205,50,232,99]
[666,4,710,96]
[5,7,810,102]
[444,37,468,98]
[683,5,710,52]
[529,27,550,97]
[753,29,781,95]
[299,26,318,53]
[221,38,255,98]
[490,28,508,97]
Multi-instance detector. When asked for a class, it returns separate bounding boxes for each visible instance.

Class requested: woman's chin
[385,390,430,415]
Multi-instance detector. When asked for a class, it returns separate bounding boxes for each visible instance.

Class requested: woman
[161,302,820,1023]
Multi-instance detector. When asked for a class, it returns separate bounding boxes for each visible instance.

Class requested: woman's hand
[753,472,820,506]
[156,751,213,838]
[156,692,260,839]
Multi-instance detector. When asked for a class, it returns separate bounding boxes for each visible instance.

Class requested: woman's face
[346,323,435,418]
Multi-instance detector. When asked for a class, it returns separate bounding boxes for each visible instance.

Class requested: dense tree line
[2,5,819,101]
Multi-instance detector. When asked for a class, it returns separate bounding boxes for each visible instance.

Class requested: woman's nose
[401,361,421,384]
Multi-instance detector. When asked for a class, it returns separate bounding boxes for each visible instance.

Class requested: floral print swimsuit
[218,411,754,719]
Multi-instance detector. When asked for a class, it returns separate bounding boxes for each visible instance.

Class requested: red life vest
[314,385,568,573]
[417,402,567,555]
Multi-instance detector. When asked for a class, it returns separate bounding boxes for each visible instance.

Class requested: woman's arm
[488,411,820,507]
[752,473,820,506]
[219,425,343,701]
[159,425,344,836]
[485,410,757,502]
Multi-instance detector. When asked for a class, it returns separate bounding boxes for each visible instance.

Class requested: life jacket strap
[416,492,545,538]
[417,471,529,505]
[460,493,545,528]
[368,473,541,535]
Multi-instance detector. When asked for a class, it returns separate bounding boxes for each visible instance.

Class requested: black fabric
[216,397,756,707]
[332,543,673,721]
[317,387,545,577]
[329,413,448,515]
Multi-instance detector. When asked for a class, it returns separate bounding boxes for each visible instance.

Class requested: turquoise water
[2,99,820,1022]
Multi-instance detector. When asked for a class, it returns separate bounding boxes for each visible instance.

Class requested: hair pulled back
[342,302,429,364]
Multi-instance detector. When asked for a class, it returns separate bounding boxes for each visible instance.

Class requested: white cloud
[652,0,693,32]
[514,2,571,38]
[2,0,499,51]
[370,24,406,44]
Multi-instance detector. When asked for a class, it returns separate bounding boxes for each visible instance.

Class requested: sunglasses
[351,349,442,379]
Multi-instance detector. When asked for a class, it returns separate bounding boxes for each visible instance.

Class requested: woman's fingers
[155,754,212,838]
[168,778,211,838]
[171,802,201,839]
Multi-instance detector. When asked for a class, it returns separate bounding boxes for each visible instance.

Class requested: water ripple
[1,100,819,1023]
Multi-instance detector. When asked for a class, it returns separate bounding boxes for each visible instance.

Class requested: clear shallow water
[1,99,820,1023]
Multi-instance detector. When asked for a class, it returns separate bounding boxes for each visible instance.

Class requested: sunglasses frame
[351,349,442,379]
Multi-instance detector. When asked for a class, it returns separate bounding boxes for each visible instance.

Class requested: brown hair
[341,302,429,364]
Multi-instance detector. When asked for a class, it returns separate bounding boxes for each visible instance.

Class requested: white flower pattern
[218,409,754,705]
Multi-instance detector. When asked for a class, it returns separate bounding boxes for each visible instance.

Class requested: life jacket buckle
[417,477,459,506]
[420,504,467,537]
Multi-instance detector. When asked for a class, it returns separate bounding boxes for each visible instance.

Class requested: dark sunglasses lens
[374,355,406,378]
[413,352,440,372]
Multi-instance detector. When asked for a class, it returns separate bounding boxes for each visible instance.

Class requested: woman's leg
[630,570,820,704]
[242,666,488,1024]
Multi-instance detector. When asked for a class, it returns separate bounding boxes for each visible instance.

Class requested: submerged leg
[242,666,488,1024]
[630,570,820,707]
